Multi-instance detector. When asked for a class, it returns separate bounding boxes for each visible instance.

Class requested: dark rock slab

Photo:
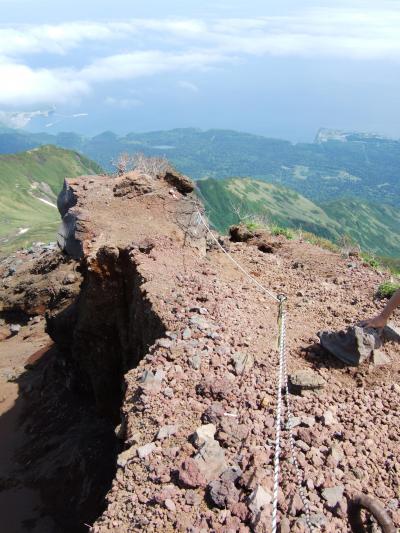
[318,326,383,366]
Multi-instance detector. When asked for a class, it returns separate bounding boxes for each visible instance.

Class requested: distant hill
[198,177,400,257]
[0,145,102,254]
[0,127,399,208]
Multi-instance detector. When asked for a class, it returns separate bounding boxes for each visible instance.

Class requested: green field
[0,145,102,254]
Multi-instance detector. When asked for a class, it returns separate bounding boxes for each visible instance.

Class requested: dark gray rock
[207,479,239,509]
[318,326,382,366]
[57,211,83,260]
[57,179,78,217]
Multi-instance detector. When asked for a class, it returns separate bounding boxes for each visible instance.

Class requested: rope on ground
[279,297,314,533]
[194,209,280,303]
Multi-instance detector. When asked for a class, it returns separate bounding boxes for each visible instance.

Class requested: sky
[1,0,400,141]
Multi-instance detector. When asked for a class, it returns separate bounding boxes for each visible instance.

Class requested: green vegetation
[377,281,400,299]
[197,177,342,241]
[322,199,400,258]
[270,225,294,239]
[360,252,381,269]
[197,177,400,257]
[0,145,102,254]
[300,232,339,253]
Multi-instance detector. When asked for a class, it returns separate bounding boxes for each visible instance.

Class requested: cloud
[105,96,143,109]
[0,59,89,105]
[0,108,53,128]
[178,80,199,92]
[1,7,400,107]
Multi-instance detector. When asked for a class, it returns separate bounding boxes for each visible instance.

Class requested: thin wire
[195,209,280,303]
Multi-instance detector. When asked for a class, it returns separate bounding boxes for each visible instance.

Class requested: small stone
[260,397,269,408]
[194,440,227,482]
[117,446,136,467]
[137,442,156,459]
[231,352,254,375]
[189,355,201,370]
[190,314,210,331]
[217,417,249,447]
[138,369,165,393]
[372,350,391,366]
[185,490,202,506]
[9,324,21,335]
[247,485,272,514]
[62,273,77,285]
[164,498,176,512]
[296,440,310,453]
[182,327,192,340]
[158,338,172,349]
[220,466,243,484]
[207,479,239,509]
[156,425,178,440]
[280,517,291,533]
[301,416,315,427]
[287,417,301,429]
[289,493,303,516]
[327,444,344,467]
[289,370,325,391]
[321,485,344,509]
[322,410,336,427]
[178,458,207,488]
[192,424,216,448]
[202,402,225,425]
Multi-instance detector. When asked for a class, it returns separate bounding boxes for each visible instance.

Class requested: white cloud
[0,60,89,105]
[178,80,199,92]
[0,108,52,128]
[105,96,143,109]
[1,8,400,107]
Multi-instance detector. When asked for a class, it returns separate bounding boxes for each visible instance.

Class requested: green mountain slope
[322,199,400,258]
[0,145,102,254]
[198,177,400,257]
[197,177,341,241]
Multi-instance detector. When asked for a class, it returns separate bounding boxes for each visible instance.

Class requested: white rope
[195,209,280,303]
[272,296,286,532]
[283,348,314,531]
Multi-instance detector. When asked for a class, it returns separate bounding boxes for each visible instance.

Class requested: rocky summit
[0,167,400,533]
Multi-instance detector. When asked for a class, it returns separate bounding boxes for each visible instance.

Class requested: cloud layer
[1,7,400,107]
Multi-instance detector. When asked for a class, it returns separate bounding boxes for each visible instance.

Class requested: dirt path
[0,321,57,533]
